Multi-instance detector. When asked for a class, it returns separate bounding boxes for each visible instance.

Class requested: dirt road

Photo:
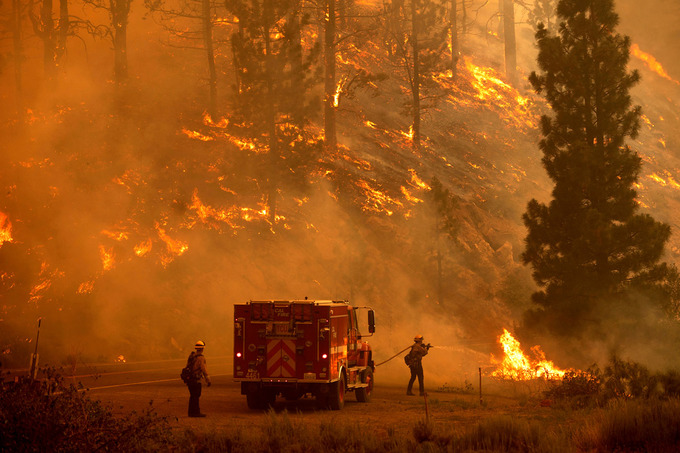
[76,359,537,439]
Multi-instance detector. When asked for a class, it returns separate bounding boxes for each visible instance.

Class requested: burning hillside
[1,0,680,377]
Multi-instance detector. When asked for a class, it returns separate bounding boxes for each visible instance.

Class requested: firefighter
[186,340,211,417]
[406,334,430,396]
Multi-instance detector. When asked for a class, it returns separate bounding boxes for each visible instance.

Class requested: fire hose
[374,343,433,367]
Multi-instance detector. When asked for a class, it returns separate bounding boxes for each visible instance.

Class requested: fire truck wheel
[246,391,262,410]
[246,389,276,410]
[356,368,373,403]
[329,375,346,410]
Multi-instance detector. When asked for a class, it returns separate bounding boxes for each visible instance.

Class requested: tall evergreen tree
[522,0,677,338]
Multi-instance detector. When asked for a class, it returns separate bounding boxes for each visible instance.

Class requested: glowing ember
[77,280,95,294]
[182,128,214,141]
[99,245,115,271]
[491,329,567,380]
[408,169,430,190]
[631,44,679,85]
[115,355,126,363]
[134,239,153,257]
[155,223,188,267]
[0,212,13,246]
[355,179,403,216]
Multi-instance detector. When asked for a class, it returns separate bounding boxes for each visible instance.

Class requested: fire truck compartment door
[266,339,296,378]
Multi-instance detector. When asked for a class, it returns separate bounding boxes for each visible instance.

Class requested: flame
[115,355,126,363]
[189,189,271,229]
[134,239,153,257]
[182,128,215,141]
[99,245,115,271]
[491,329,567,380]
[631,44,679,85]
[355,179,403,216]
[77,280,95,294]
[333,75,348,108]
[0,212,13,246]
[156,223,189,265]
[408,169,430,190]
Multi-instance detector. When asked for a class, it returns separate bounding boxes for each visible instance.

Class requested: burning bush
[0,368,172,451]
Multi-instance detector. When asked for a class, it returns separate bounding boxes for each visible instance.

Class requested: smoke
[1,0,679,384]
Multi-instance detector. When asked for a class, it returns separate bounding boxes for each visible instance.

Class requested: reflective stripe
[266,339,296,378]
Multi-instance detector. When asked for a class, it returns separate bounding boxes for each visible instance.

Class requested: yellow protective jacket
[189,351,211,385]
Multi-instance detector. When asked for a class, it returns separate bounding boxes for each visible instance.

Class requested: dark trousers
[407,362,424,395]
[188,381,202,416]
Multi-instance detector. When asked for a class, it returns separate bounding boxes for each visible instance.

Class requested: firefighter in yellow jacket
[407,334,430,396]
[186,340,211,417]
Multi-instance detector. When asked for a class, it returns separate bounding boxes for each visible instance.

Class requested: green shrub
[0,368,172,452]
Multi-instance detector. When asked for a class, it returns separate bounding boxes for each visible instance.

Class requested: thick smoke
[0,0,679,386]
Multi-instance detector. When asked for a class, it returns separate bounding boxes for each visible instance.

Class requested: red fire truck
[233,299,375,410]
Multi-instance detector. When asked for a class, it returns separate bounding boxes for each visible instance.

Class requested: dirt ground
[86,364,565,440]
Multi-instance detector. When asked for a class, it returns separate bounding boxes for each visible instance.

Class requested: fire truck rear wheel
[356,368,373,403]
[329,374,346,410]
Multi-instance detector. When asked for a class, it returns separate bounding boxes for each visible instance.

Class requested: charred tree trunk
[289,1,304,126]
[202,0,217,118]
[410,0,420,149]
[450,0,457,79]
[12,0,24,114]
[502,0,516,85]
[324,0,337,154]
[264,0,278,223]
[30,0,57,79]
[111,0,130,84]
[56,0,68,66]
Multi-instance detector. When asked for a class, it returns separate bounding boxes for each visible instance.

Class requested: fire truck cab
[233,299,375,410]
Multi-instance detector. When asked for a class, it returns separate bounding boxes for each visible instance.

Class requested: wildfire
[408,169,430,190]
[77,280,95,295]
[99,245,115,271]
[0,212,13,246]
[355,179,403,216]
[134,239,153,257]
[631,44,679,85]
[155,223,189,267]
[491,329,567,380]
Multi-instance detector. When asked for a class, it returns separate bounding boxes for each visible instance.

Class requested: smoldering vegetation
[0,0,679,386]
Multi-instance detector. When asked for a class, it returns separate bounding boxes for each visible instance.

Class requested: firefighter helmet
[195,340,206,349]
[414,335,423,342]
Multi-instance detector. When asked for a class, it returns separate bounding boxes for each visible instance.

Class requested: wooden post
[479,367,482,404]
[424,392,429,422]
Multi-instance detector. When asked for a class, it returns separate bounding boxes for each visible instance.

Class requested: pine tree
[522,0,677,338]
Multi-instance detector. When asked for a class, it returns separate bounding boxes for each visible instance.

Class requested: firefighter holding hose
[406,334,431,396]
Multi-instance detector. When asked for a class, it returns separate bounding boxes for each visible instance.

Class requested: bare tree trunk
[324,0,337,154]
[202,0,217,118]
[56,0,68,66]
[502,0,516,85]
[289,0,303,126]
[497,0,503,38]
[410,0,420,149]
[450,0,457,79]
[461,0,466,36]
[32,0,57,79]
[111,0,130,84]
[12,0,24,115]
[264,0,278,223]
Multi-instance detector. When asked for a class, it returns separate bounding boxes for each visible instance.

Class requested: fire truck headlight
[236,352,242,358]
[322,353,328,359]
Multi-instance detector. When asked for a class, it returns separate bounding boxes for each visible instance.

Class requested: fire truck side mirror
[368,310,375,334]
